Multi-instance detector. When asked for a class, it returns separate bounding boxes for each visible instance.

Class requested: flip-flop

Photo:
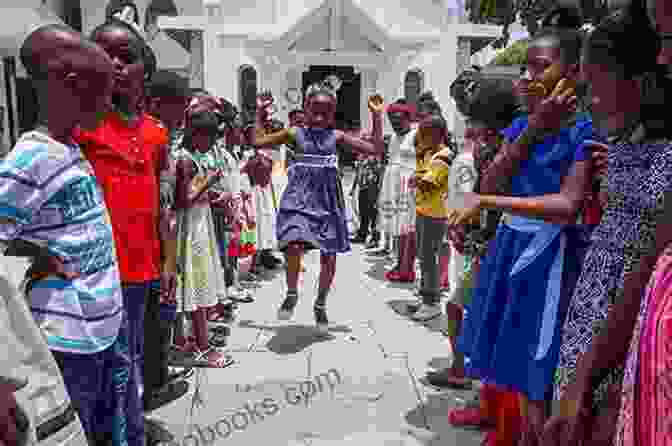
[193,348,235,368]
[228,292,254,304]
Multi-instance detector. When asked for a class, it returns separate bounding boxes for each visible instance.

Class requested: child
[377,100,418,276]
[1,25,126,445]
[143,69,191,412]
[450,17,593,443]
[76,19,173,446]
[413,115,458,321]
[254,86,384,332]
[210,123,254,308]
[173,111,231,367]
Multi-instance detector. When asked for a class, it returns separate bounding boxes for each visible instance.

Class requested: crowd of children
[4,1,672,446]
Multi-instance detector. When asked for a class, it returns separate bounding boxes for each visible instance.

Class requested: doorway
[302,66,361,130]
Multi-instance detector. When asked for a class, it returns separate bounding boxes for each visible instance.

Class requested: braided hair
[450,67,521,131]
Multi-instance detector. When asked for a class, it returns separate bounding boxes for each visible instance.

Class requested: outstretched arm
[478,159,591,224]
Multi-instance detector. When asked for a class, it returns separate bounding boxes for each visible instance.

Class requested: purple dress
[276,127,350,254]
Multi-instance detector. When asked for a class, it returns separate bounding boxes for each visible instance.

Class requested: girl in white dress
[377,101,418,282]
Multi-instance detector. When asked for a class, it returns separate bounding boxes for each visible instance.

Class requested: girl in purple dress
[254,85,384,332]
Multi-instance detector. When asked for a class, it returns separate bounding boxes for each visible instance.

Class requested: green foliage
[491,39,529,66]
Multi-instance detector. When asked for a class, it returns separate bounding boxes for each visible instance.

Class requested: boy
[143,70,191,413]
[1,25,126,445]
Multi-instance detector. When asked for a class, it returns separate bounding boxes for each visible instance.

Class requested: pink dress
[616,244,672,446]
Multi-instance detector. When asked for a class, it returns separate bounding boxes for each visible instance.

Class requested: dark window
[239,65,257,123]
[404,69,423,106]
[63,0,83,32]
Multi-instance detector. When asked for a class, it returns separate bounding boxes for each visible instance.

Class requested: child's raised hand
[367,94,385,114]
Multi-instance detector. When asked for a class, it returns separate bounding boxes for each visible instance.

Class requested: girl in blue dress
[254,85,384,332]
[447,19,598,445]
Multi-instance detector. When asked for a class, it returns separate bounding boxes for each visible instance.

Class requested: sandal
[228,288,254,304]
[209,326,230,348]
[448,407,495,429]
[194,348,235,368]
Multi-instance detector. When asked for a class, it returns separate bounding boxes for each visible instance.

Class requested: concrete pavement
[148,244,483,446]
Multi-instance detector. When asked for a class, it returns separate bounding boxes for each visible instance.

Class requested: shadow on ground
[404,392,484,445]
[237,320,352,354]
[387,300,450,336]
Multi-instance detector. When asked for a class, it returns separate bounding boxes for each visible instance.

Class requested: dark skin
[147,95,188,129]
[174,129,222,210]
[3,26,114,446]
[446,37,589,445]
[93,26,176,303]
[479,40,578,196]
[9,30,114,266]
[254,90,384,298]
[541,57,658,446]
[388,110,412,136]
[254,91,385,155]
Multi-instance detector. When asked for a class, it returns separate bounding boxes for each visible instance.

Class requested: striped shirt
[0,131,123,354]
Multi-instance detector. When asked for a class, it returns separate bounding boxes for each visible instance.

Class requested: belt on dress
[502,213,567,360]
[288,153,338,169]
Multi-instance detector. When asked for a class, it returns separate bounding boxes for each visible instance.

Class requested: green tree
[466,0,609,48]
[491,38,529,65]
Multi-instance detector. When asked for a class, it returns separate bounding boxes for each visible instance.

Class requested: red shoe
[385,270,416,283]
[448,407,495,429]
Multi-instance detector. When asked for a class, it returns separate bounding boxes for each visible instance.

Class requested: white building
[0,0,508,152]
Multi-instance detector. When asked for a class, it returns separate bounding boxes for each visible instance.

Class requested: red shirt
[74,113,168,283]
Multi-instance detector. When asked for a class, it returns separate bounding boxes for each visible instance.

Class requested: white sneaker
[411,304,441,321]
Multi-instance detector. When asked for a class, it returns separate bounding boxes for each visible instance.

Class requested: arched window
[404,69,424,106]
[239,65,258,123]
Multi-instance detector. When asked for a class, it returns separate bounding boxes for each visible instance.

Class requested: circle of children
[3,1,672,446]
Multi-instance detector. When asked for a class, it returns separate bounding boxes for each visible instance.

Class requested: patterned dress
[173,148,227,312]
[616,244,672,446]
[554,136,672,406]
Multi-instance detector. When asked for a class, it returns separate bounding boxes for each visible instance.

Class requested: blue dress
[458,116,594,401]
[276,127,350,255]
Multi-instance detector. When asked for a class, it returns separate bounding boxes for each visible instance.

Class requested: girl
[377,100,418,280]
[412,115,457,321]
[173,111,232,367]
[448,15,595,445]
[541,5,672,445]
[254,85,384,332]
[441,71,524,443]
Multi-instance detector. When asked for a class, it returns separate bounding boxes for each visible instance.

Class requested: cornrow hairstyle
[305,83,337,102]
[91,18,156,81]
[586,5,672,138]
[450,68,520,131]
